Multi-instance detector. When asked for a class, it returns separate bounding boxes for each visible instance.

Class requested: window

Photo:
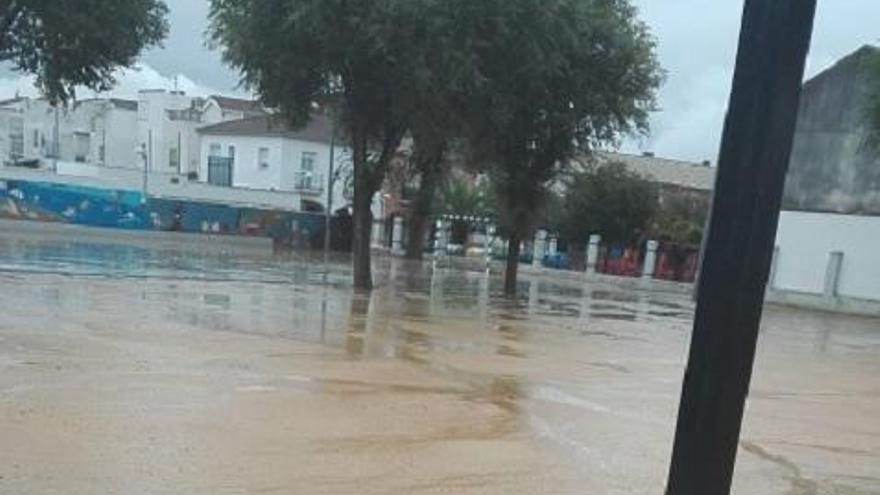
[301,151,316,172]
[258,147,269,169]
[228,145,236,160]
[32,129,39,148]
[74,132,90,162]
[98,145,106,163]
[9,117,24,159]
[138,101,149,121]
[169,147,180,169]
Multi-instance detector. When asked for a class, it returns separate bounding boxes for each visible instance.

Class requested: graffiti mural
[0,179,327,245]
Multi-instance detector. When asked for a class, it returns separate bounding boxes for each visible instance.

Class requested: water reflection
[4,233,878,494]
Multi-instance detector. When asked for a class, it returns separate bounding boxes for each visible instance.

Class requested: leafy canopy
[554,161,659,246]
[0,0,168,103]
[463,0,663,236]
[209,0,439,178]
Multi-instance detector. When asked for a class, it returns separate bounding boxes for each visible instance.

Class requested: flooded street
[0,233,878,494]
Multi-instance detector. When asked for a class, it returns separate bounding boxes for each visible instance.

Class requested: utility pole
[323,127,336,269]
[665,1,816,494]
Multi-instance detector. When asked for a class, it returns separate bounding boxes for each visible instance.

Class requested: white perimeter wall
[774,210,880,301]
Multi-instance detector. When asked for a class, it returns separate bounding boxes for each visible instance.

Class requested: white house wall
[774,210,880,301]
[282,138,352,212]
[104,108,138,169]
[201,101,224,126]
[199,135,285,192]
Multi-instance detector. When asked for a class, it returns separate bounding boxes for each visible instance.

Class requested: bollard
[533,230,548,267]
[823,251,844,300]
[484,224,495,270]
[586,234,601,274]
[642,240,659,279]
[391,216,404,255]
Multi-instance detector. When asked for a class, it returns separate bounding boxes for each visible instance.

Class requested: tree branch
[0,0,23,56]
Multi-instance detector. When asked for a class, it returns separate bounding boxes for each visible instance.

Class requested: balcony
[295,171,325,195]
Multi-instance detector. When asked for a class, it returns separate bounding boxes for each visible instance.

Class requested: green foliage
[208,0,435,173]
[461,0,663,240]
[209,0,455,287]
[652,192,709,246]
[437,176,496,219]
[0,0,168,103]
[554,161,659,246]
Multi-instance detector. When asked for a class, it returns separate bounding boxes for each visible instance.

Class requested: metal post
[324,130,336,267]
[665,1,817,494]
[144,130,152,199]
[53,106,60,171]
[484,223,494,270]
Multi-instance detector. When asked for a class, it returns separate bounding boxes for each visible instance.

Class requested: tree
[652,191,709,246]
[210,0,434,290]
[390,1,475,260]
[463,0,663,295]
[435,175,496,245]
[0,0,168,103]
[554,161,658,247]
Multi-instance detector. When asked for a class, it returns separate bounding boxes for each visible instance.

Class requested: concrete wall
[1,164,301,212]
[773,211,880,301]
[783,46,880,215]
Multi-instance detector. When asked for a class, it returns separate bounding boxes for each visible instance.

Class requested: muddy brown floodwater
[0,233,878,494]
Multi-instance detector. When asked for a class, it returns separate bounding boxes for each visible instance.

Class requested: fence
[0,176,353,251]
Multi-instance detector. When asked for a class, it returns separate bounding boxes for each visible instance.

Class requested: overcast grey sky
[2,0,879,162]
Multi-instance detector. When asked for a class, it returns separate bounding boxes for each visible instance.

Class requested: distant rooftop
[73,98,138,111]
[210,95,264,114]
[0,96,27,107]
[583,151,716,191]
[198,114,334,145]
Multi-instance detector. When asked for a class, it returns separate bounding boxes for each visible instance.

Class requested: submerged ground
[0,231,877,494]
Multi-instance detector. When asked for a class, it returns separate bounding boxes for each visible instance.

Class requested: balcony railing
[295,171,325,195]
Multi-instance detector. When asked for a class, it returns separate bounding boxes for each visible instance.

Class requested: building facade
[770,45,880,313]
[0,97,139,168]
[197,114,354,213]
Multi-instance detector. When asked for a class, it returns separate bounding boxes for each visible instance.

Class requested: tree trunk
[504,232,521,296]
[405,169,440,260]
[351,131,374,291]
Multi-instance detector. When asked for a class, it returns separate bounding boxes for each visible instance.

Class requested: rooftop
[582,152,716,191]
[197,114,334,145]
[210,95,264,114]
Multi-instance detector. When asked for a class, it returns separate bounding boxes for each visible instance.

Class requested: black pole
[665,1,816,494]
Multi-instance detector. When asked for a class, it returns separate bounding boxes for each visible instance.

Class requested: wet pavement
[0,232,878,494]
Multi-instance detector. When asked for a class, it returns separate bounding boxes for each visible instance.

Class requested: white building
[202,95,266,124]
[1,92,265,176]
[769,46,880,315]
[197,114,352,213]
[0,96,139,168]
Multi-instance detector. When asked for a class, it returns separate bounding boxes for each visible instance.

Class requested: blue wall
[0,179,324,243]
